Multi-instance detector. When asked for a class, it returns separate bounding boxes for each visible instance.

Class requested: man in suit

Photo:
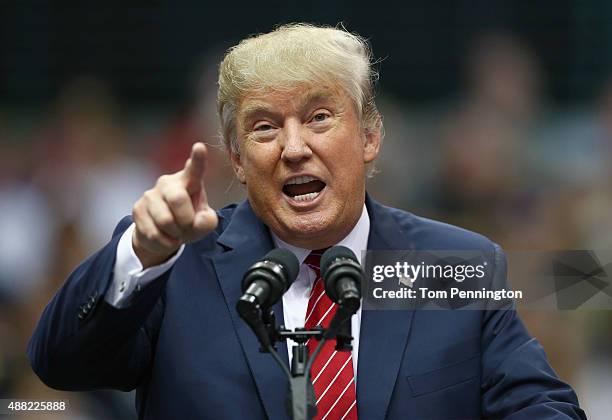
[28,23,585,419]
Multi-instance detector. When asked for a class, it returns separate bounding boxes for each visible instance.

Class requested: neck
[273,204,365,251]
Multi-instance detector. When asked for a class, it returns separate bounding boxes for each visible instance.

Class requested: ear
[229,150,246,184]
[363,128,381,164]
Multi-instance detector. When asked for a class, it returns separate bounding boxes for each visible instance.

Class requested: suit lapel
[357,196,416,420]
[211,200,290,420]
[209,196,415,420]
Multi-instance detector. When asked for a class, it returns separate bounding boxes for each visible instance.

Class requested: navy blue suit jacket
[28,196,585,419]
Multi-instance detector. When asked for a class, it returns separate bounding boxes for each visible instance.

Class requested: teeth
[286,175,317,185]
[293,191,320,202]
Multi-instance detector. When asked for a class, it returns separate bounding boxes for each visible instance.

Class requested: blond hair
[217,23,383,154]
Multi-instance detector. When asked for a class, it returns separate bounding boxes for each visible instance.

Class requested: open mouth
[282,175,326,202]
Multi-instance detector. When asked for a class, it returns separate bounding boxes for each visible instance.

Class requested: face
[230,85,381,249]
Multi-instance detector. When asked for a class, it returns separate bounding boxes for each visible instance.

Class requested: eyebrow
[299,90,338,109]
[239,89,339,124]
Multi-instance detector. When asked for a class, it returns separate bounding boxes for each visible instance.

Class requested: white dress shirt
[105,223,185,308]
[106,205,370,376]
[273,205,369,375]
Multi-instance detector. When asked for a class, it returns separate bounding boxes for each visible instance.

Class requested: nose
[280,119,312,163]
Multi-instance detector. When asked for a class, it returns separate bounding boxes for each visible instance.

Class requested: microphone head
[241,248,300,308]
[321,246,359,275]
[264,248,300,283]
[321,246,363,310]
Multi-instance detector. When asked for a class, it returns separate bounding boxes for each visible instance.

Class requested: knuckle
[143,189,156,201]
[132,202,141,216]
[156,214,175,229]
[156,174,170,186]
[166,190,188,207]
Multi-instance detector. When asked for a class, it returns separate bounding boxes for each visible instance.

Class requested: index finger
[183,142,207,189]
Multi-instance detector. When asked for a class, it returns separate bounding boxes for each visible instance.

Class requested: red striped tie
[304,251,358,420]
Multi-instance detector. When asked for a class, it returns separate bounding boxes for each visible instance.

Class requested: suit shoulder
[384,205,499,252]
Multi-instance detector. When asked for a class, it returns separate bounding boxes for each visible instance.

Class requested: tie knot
[304,248,328,275]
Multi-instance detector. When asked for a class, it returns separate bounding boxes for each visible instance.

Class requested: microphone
[240,248,299,309]
[237,248,299,348]
[321,246,363,314]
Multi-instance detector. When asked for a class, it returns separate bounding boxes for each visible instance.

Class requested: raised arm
[27,143,218,391]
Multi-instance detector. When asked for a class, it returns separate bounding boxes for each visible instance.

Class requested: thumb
[188,206,219,242]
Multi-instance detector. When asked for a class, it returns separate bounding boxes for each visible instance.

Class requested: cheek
[330,135,367,169]
[241,145,280,182]
[328,142,368,192]
[242,141,274,167]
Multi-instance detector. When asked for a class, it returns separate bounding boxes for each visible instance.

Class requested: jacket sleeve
[480,244,587,419]
[27,216,170,392]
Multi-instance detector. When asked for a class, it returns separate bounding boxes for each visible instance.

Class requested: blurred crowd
[1,32,611,418]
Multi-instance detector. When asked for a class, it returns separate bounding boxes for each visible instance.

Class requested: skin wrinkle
[230,84,380,250]
[237,87,361,150]
[217,24,383,164]
[240,90,338,131]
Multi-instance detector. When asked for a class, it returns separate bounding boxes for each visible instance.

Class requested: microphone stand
[261,306,355,420]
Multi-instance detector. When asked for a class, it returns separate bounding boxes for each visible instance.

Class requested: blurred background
[1,0,611,418]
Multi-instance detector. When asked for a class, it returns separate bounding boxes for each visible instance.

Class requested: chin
[281,213,340,244]
[287,217,330,235]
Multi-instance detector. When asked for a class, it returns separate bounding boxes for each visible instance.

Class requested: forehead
[238,85,350,120]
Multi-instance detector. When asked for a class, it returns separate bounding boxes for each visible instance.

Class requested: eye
[253,122,274,132]
[311,112,330,123]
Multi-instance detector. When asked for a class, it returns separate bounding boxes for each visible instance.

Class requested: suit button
[77,291,99,323]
